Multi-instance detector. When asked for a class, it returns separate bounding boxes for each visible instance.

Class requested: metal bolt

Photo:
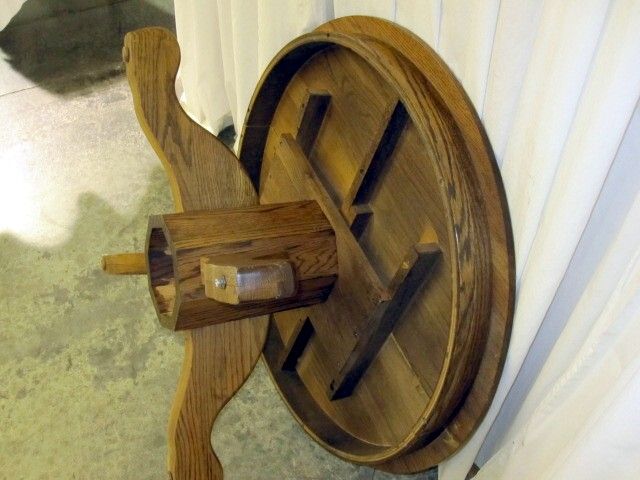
[214,276,227,289]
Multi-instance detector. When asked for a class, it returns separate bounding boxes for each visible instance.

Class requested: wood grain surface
[239,17,515,472]
[145,201,337,330]
[123,27,268,480]
[121,17,514,478]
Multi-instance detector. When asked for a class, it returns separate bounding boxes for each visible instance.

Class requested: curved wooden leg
[120,28,269,479]
[168,318,268,479]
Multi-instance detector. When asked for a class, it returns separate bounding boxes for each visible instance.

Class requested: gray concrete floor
[0,2,437,479]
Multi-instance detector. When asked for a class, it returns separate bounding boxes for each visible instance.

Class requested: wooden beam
[343,101,409,210]
[296,91,331,156]
[275,134,389,302]
[344,203,373,238]
[273,133,444,400]
[328,242,441,400]
[279,317,315,371]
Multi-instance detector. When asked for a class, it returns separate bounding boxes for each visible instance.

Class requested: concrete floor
[0,2,438,479]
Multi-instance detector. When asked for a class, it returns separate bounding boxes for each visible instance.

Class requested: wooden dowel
[101,252,147,275]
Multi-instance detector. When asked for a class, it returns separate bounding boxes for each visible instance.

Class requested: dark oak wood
[145,201,337,330]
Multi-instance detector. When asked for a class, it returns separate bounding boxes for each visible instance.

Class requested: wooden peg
[101,252,147,275]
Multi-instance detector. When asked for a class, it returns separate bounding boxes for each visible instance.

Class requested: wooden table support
[279,317,315,371]
[114,28,270,480]
[100,16,515,479]
[296,91,331,155]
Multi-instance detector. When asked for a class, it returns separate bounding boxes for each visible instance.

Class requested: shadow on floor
[0,0,174,94]
[0,166,184,479]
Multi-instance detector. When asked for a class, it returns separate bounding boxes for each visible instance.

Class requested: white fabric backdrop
[175,1,640,479]
[0,0,26,30]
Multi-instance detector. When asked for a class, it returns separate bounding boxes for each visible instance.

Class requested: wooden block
[201,256,296,304]
[146,200,338,330]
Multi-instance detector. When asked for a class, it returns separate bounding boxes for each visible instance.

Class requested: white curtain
[0,0,26,30]
[174,1,640,479]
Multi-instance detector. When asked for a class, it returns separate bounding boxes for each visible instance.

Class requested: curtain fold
[476,180,640,478]
[173,1,640,478]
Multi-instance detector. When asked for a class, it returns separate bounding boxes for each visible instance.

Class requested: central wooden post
[146,200,338,331]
